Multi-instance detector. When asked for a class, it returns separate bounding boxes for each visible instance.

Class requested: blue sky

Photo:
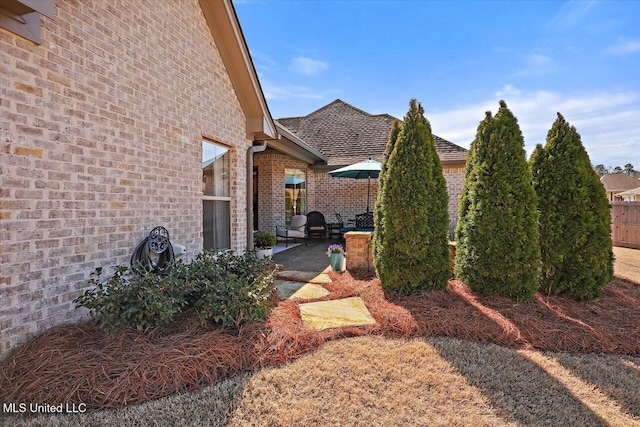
[234,0,639,168]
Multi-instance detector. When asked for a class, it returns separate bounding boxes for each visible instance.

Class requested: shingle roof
[601,173,640,192]
[277,99,467,166]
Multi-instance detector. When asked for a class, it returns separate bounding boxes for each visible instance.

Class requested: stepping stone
[298,297,377,331]
[275,280,306,300]
[277,270,332,284]
[290,283,330,300]
[275,280,330,301]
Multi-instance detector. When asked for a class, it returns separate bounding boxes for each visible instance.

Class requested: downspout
[247,141,268,249]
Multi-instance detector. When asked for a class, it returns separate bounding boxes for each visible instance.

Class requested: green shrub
[74,250,278,332]
[373,120,400,282]
[530,113,613,300]
[73,263,190,332]
[374,99,450,293]
[254,231,276,249]
[188,250,278,328]
[455,101,541,300]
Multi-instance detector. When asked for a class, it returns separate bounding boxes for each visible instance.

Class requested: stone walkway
[275,268,377,331]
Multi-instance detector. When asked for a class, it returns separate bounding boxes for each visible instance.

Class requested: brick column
[345,231,374,273]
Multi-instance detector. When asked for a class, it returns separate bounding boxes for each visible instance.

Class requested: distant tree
[613,166,623,174]
[624,163,635,176]
[530,113,613,301]
[455,101,540,300]
[373,120,400,281]
[593,164,608,177]
[375,99,449,293]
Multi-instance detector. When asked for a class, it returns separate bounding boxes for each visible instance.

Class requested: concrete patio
[272,237,341,272]
[271,237,378,331]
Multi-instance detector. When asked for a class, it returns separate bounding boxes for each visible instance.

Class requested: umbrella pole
[366,174,371,213]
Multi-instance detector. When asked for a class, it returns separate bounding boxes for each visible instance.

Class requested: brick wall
[443,166,465,230]
[308,171,377,224]
[254,153,466,237]
[0,0,250,359]
[254,151,308,233]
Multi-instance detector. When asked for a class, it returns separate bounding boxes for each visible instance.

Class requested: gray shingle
[277,99,467,166]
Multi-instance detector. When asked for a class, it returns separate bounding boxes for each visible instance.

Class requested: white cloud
[529,54,553,65]
[289,56,329,76]
[428,88,640,167]
[512,53,556,78]
[549,0,596,31]
[261,78,337,101]
[607,40,640,55]
[495,84,522,97]
[250,51,277,73]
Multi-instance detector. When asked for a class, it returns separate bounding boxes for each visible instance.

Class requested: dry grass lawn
[614,246,640,284]
[2,248,639,426]
[7,336,639,426]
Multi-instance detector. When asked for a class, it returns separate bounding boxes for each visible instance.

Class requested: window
[284,168,306,224]
[202,140,230,250]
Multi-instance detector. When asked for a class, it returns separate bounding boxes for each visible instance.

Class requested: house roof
[277,99,468,167]
[616,186,640,197]
[601,173,640,192]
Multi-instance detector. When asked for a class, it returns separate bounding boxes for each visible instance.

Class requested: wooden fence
[611,202,640,249]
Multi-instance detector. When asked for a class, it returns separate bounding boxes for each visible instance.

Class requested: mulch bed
[1,273,638,410]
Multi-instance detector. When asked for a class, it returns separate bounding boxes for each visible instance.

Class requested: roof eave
[271,122,328,165]
[199,0,276,140]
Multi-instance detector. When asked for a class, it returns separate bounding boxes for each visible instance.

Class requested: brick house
[255,99,468,234]
[1,1,466,360]
[0,0,328,359]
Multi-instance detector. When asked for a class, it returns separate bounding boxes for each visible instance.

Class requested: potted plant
[254,231,276,259]
[326,243,346,272]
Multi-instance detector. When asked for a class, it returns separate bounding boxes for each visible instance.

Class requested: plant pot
[256,248,273,259]
[330,252,345,272]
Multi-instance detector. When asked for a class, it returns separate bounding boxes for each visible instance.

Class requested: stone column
[344,231,374,273]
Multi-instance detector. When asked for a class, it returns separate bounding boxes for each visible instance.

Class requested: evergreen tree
[530,113,613,300]
[593,164,608,177]
[373,120,400,280]
[455,101,540,299]
[375,99,449,293]
[624,163,635,176]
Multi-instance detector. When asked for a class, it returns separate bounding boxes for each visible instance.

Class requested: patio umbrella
[329,158,381,212]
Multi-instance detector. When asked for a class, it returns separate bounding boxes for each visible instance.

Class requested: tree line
[593,163,637,177]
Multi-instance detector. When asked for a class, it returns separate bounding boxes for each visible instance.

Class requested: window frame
[202,139,232,250]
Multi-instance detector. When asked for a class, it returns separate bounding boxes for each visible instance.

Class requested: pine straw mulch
[1,273,639,411]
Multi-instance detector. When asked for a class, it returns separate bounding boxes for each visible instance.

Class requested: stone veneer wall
[0,0,251,359]
[345,231,374,273]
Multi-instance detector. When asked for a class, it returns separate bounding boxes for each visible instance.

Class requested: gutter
[246,141,268,249]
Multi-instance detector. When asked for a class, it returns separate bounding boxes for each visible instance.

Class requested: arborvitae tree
[374,99,449,293]
[373,120,400,280]
[530,113,613,300]
[455,101,541,299]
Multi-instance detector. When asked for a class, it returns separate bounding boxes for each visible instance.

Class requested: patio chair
[306,211,327,240]
[276,214,308,247]
[335,213,356,240]
[327,212,344,239]
[355,212,374,231]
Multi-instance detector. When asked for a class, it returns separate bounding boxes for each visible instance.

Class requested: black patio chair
[355,212,374,231]
[305,211,328,240]
[327,213,344,239]
[335,213,356,240]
